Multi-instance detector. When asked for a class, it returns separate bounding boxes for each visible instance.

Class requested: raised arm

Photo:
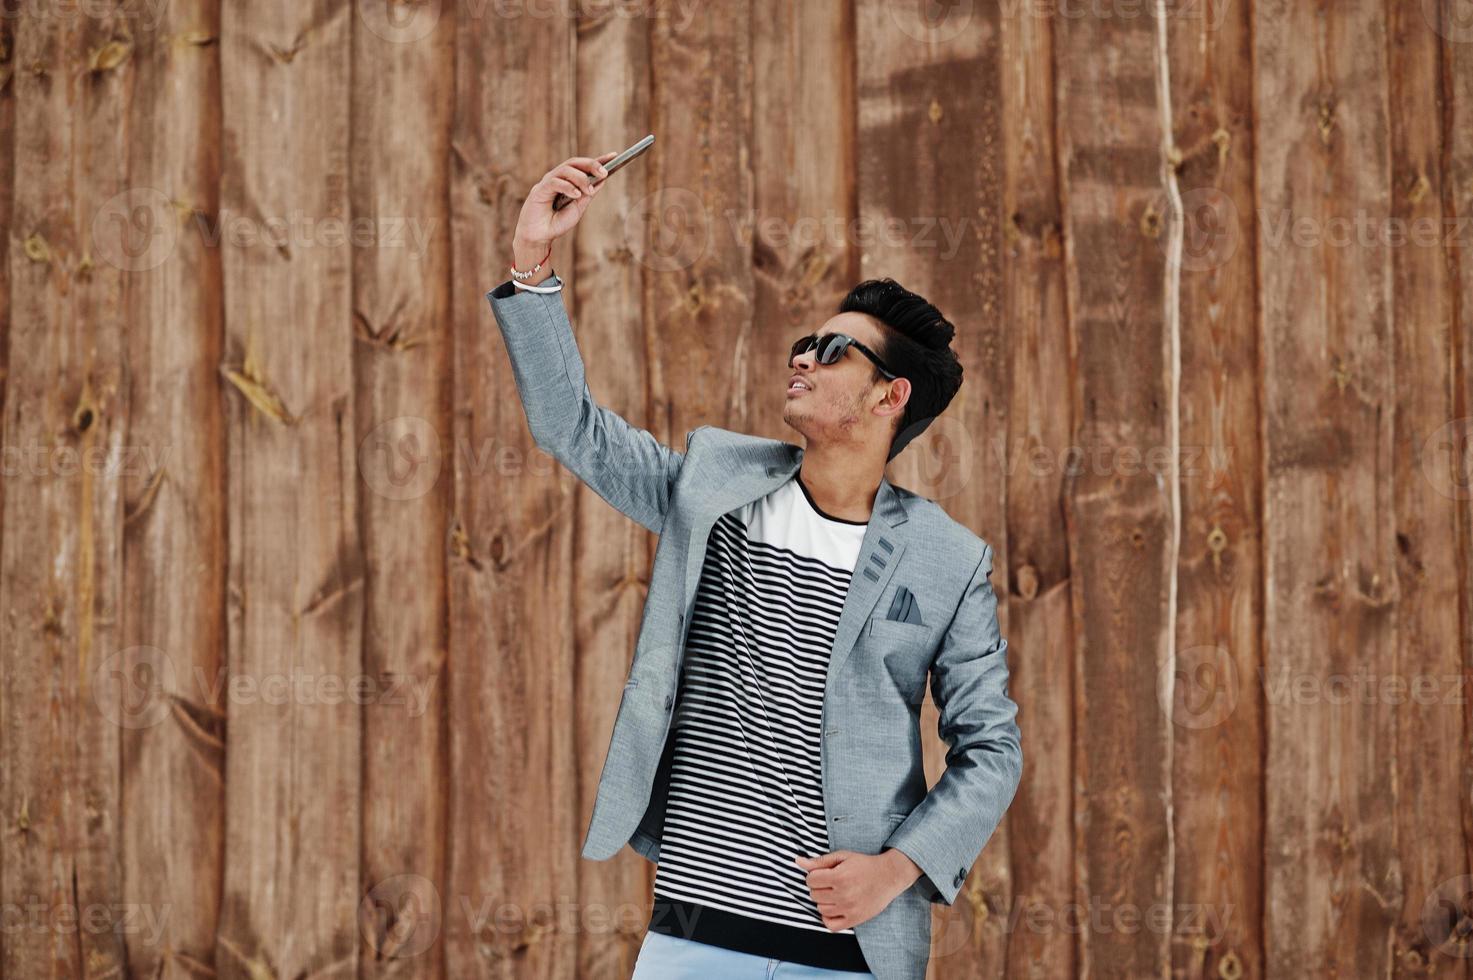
[487,153,686,534]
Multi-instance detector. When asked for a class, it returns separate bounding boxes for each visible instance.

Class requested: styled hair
[837,278,964,460]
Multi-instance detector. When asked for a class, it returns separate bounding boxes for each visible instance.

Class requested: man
[487,154,1022,980]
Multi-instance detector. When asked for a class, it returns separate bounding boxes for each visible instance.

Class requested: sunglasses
[789,332,897,381]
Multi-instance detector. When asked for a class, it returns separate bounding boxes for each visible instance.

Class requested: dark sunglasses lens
[789,335,813,364]
[818,334,849,364]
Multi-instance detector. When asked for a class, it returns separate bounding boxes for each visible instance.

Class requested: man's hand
[794,848,922,931]
[511,152,619,281]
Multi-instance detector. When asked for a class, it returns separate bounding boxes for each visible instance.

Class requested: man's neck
[795,445,885,523]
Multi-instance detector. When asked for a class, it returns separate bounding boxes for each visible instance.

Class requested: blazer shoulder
[898,490,989,567]
[684,425,797,460]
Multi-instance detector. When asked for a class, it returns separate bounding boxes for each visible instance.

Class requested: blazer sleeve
[486,275,686,534]
[881,542,1023,905]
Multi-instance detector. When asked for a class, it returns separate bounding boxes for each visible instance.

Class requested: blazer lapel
[679,440,910,688]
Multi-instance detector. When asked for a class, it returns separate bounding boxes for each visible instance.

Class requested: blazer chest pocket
[863,617,934,706]
[867,617,934,644]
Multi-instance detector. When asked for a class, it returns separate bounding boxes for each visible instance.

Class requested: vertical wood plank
[1436,0,1473,969]
[1254,0,1399,973]
[118,2,227,976]
[446,5,576,976]
[349,2,453,974]
[854,0,1008,972]
[998,3,1076,975]
[1385,3,1468,975]
[645,0,754,437]
[749,0,856,436]
[1163,2,1264,977]
[0,6,129,977]
[1053,5,1174,977]
[0,0,13,667]
[215,3,362,976]
[569,3,657,976]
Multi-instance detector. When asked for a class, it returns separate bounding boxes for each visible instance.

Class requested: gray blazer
[487,274,1022,980]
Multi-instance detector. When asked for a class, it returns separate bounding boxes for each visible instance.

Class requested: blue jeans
[630,930,878,979]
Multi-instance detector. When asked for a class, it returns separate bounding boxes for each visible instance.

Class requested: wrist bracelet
[512,272,562,294]
[510,243,553,281]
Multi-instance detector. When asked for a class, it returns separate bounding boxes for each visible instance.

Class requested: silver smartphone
[551,134,654,212]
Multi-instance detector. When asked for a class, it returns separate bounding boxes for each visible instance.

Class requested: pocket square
[885,586,925,626]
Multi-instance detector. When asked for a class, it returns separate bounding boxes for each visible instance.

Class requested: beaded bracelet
[513,272,562,294]
[510,242,553,281]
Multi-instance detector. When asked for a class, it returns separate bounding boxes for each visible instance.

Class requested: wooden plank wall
[0,1,1469,978]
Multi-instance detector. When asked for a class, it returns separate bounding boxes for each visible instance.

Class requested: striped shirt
[646,473,871,972]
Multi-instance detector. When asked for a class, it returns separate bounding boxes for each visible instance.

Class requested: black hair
[837,278,964,461]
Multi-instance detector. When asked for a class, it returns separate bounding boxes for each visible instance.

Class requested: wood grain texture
[1,6,130,978]
[118,2,227,978]
[1254,0,1400,974]
[1385,4,1468,976]
[854,0,1009,973]
[0,5,1465,979]
[446,4,577,976]
[1163,2,1264,978]
[999,3,1075,977]
[1054,6,1174,978]
[749,0,856,436]
[1437,0,1473,970]
[215,2,362,977]
[349,1,453,976]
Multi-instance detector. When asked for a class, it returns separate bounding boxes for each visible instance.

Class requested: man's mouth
[788,376,811,393]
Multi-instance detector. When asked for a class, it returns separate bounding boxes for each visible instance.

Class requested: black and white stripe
[648,475,870,972]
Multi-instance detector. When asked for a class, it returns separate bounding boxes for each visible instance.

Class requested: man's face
[783,311,910,452]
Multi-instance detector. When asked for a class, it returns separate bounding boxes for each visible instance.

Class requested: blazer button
[664,694,674,711]
[955,868,966,885]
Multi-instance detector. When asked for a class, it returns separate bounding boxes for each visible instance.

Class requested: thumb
[796,852,843,869]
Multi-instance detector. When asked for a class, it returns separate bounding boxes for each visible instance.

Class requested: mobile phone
[551,134,654,212]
